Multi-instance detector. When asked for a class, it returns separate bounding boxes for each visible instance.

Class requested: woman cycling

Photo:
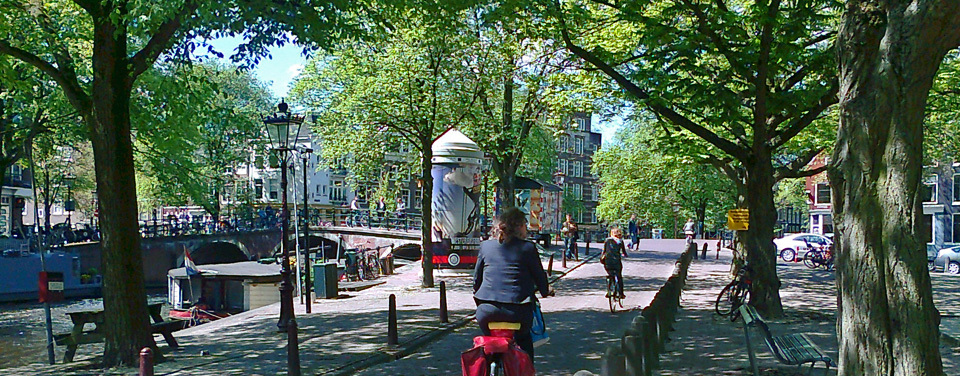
[602,227,629,299]
[473,207,553,359]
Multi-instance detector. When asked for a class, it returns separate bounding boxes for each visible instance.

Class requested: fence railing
[305,207,423,232]
[602,243,695,376]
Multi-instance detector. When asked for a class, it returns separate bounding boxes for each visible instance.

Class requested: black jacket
[473,238,550,304]
[603,238,627,268]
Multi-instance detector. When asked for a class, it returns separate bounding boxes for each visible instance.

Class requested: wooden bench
[54,302,181,362]
[739,305,835,376]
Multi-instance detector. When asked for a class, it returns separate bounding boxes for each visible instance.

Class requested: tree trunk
[830,3,958,374]
[420,138,435,288]
[90,19,156,367]
[695,199,707,238]
[494,163,518,209]
[740,154,783,317]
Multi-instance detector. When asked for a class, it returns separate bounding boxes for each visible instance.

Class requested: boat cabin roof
[168,261,281,280]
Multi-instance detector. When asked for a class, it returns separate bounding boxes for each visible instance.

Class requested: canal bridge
[63,212,422,287]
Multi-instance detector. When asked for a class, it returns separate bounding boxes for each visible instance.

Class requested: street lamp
[62,174,76,226]
[262,99,304,376]
[298,146,313,314]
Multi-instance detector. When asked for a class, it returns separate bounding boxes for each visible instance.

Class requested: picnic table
[55,300,181,363]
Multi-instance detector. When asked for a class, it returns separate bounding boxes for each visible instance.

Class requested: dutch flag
[184,246,201,276]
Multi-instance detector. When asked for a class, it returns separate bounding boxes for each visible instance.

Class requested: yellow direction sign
[727,209,749,230]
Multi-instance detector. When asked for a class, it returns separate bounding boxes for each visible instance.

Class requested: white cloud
[287,64,304,76]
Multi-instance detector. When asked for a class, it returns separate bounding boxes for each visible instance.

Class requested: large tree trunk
[420,138,435,288]
[740,154,783,317]
[494,163,518,209]
[830,2,959,374]
[90,19,156,367]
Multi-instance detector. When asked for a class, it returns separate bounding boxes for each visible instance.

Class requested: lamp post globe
[261,99,304,376]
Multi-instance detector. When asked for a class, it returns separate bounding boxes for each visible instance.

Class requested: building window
[954,173,960,202]
[574,137,583,154]
[922,174,937,203]
[269,180,279,200]
[556,159,563,174]
[954,214,960,243]
[254,179,264,200]
[330,181,346,203]
[572,184,582,199]
[573,161,583,177]
[575,117,587,131]
[923,214,933,244]
[815,183,830,204]
[559,135,569,152]
[561,160,569,176]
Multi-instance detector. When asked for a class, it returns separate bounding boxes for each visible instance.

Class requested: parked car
[774,233,832,262]
[934,245,960,274]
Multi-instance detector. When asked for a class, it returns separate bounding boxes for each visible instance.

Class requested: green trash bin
[313,261,339,299]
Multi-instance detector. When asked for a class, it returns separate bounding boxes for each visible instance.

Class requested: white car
[774,233,832,262]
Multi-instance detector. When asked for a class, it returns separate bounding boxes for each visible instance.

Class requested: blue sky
[205,36,308,99]
[205,37,620,145]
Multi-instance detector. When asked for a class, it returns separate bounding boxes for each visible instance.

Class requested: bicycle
[716,264,752,320]
[607,273,624,313]
[802,243,834,270]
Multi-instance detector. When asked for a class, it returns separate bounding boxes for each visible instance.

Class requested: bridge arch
[189,241,250,265]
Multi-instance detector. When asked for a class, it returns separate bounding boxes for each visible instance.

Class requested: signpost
[727,209,749,231]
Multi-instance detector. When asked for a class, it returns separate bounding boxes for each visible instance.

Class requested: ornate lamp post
[262,100,303,376]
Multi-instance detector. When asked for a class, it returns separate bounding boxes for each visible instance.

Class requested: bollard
[600,344,627,376]
[586,238,590,256]
[622,327,644,376]
[701,243,708,260]
[388,294,399,346]
[139,347,153,376]
[563,250,568,268]
[439,281,449,323]
[547,254,554,276]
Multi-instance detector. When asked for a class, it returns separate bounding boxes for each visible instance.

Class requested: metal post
[744,322,759,376]
[439,281,449,323]
[303,152,311,314]
[547,254,554,275]
[27,142,55,365]
[562,249,567,268]
[277,149,300,376]
[139,347,154,376]
[388,294,399,346]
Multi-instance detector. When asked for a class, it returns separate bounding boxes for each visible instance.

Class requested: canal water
[0,295,168,369]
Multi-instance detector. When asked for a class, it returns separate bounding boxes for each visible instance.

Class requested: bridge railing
[305,207,423,232]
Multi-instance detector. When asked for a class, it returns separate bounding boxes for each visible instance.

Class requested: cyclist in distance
[682,218,696,243]
[473,207,554,359]
[602,227,629,299]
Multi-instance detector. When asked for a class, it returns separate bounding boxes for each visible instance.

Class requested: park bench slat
[738,305,835,375]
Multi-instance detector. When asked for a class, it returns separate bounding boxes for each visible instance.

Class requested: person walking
[473,207,554,359]
[628,214,639,251]
[562,214,579,259]
[602,227,629,299]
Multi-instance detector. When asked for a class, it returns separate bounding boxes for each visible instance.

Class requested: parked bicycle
[802,242,834,270]
[716,264,752,320]
[358,248,381,280]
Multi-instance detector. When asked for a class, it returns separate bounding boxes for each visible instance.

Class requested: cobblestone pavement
[5,241,623,375]
[355,240,688,376]
[659,252,960,375]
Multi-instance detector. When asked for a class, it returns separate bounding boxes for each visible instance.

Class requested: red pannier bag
[462,336,536,376]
